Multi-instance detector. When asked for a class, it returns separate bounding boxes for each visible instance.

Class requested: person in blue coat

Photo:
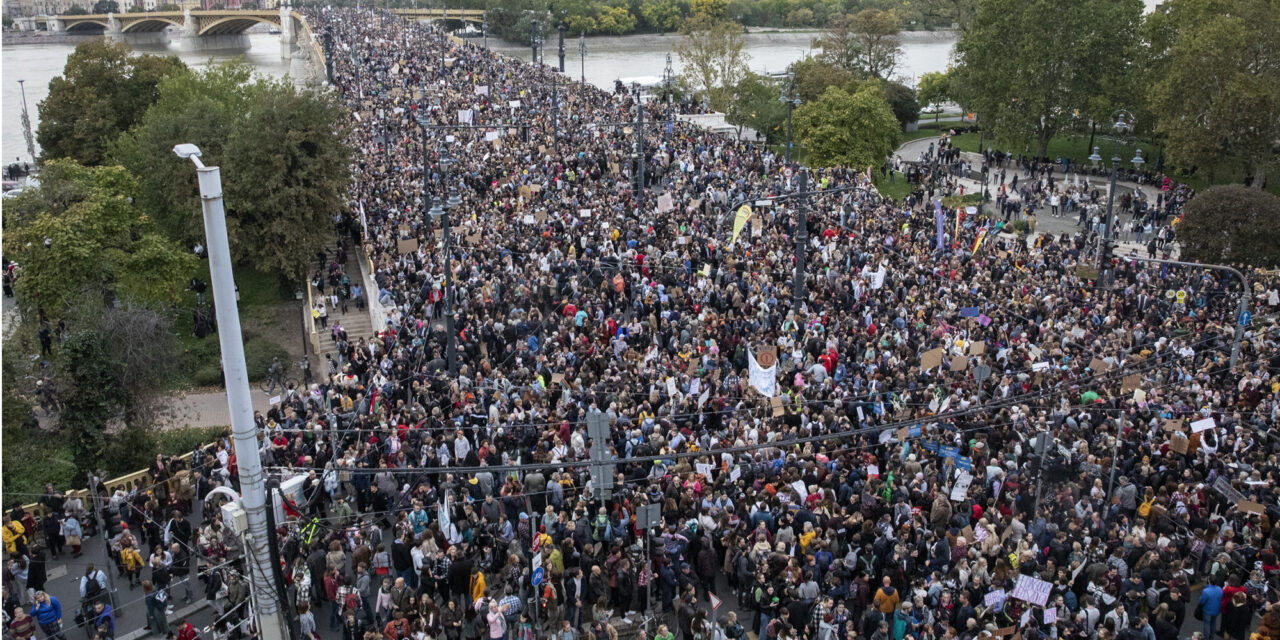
[29,591,65,640]
[1199,580,1225,639]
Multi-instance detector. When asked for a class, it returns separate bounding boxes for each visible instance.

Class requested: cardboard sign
[1169,434,1189,454]
[951,472,973,501]
[397,237,419,255]
[1121,374,1142,393]
[992,627,1016,638]
[770,396,784,417]
[921,348,944,370]
[1162,419,1184,432]
[1239,500,1267,515]
[969,341,986,355]
[551,373,565,386]
[951,355,969,372]
[1089,358,1109,373]
[984,590,1007,609]
[1044,608,1058,625]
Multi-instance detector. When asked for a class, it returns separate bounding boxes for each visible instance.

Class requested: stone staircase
[309,238,377,372]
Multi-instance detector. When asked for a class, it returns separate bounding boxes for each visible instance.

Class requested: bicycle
[258,367,298,395]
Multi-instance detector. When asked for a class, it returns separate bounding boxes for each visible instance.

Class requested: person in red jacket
[175,619,200,640]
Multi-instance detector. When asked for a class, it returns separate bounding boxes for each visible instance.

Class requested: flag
[934,200,945,251]
[370,387,382,415]
[747,351,777,397]
[731,205,753,244]
[971,226,989,256]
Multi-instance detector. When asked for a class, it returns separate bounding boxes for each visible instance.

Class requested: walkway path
[894,134,1180,258]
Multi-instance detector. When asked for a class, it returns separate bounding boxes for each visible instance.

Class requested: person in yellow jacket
[2,519,26,555]
[121,546,145,588]
[469,568,486,604]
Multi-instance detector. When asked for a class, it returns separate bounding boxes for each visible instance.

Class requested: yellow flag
[731,205,753,244]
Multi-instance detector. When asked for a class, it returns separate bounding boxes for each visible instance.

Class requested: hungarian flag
[370,387,383,415]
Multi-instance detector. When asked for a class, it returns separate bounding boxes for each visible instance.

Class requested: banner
[731,204,753,244]
[747,350,777,397]
[972,226,989,256]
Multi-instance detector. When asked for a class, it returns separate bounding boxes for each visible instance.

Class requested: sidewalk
[158,388,276,430]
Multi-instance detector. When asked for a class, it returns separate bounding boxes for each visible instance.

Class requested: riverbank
[1,30,102,45]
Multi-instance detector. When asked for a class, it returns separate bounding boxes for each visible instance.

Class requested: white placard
[791,481,808,499]
[1191,417,1216,433]
[269,395,282,405]
[696,463,714,478]
[1010,574,1053,607]
[951,472,973,501]
[1044,608,1058,624]
[729,466,741,483]
[867,464,880,479]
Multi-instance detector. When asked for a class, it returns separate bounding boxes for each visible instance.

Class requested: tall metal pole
[18,79,37,164]
[88,474,121,614]
[264,483,299,640]
[1099,158,1119,288]
[551,73,559,153]
[482,18,487,49]
[530,18,539,64]
[793,169,809,309]
[633,85,645,214]
[578,32,586,84]
[780,66,800,164]
[557,23,565,72]
[442,156,458,377]
[662,54,674,136]
[175,145,286,640]
[1032,430,1051,515]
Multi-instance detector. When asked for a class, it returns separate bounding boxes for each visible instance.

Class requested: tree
[59,330,123,483]
[916,69,952,125]
[952,0,1142,158]
[639,0,684,32]
[1145,0,1279,188]
[848,9,901,79]
[675,16,749,110]
[691,0,727,19]
[91,0,118,12]
[63,4,89,13]
[2,160,198,320]
[725,72,787,143]
[1177,185,1280,267]
[595,6,637,34]
[36,41,188,166]
[792,56,854,103]
[112,62,351,282]
[815,13,861,72]
[793,83,901,169]
[875,80,919,131]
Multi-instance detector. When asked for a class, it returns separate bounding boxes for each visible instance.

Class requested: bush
[157,426,231,456]
[1012,220,1029,235]
[243,334,291,382]
[102,424,158,477]
[1177,185,1280,268]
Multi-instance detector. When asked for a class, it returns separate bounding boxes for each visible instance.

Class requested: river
[2,32,293,166]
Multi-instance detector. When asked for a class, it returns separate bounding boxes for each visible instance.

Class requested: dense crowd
[8,7,1280,640]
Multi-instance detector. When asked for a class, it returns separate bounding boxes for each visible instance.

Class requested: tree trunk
[1035,131,1050,161]
[1087,122,1096,158]
[1249,153,1269,190]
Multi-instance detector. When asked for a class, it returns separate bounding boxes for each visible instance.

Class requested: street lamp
[171,143,286,640]
[415,122,461,377]
[530,18,541,64]
[578,31,586,84]
[1088,108,1144,289]
[779,64,801,164]
[557,22,566,72]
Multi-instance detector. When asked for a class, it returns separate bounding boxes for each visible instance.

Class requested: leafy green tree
[2,160,197,319]
[1145,0,1279,188]
[952,0,1142,157]
[792,56,854,103]
[874,79,919,131]
[691,0,727,19]
[91,0,118,13]
[794,83,901,169]
[848,8,901,79]
[815,13,861,72]
[1176,185,1280,267]
[675,16,749,109]
[916,69,951,124]
[725,72,787,143]
[595,5,637,33]
[36,41,188,166]
[59,329,123,482]
[112,62,351,282]
[63,4,89,13]
[639,0,684,32]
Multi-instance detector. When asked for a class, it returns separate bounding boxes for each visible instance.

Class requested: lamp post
[662,53,674,136]
[557,22,565,72]
[1088,109,1144,290]
[632,83,646,215]
[18,79,37,164]
[779,64,801,164]
[481,17,486,49]
[578,31,586,84]
[530,18,540,64]
[171,143,287,640]
[415,119,460,377]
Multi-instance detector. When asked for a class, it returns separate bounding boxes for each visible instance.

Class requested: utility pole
[264,482,300,640]
[632,84,646,215]
[1032,430,1052,515]
[578,32,586,83]
[481,17,487,49]
[662,53,674,136]
[557,22,565,72]
[551,73,559,153]
[173,144,287,640]
[779,65,800,164]
[792,169,809,309]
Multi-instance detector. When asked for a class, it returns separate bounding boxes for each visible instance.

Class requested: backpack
[84,573,104,600]
[343,591,360,612]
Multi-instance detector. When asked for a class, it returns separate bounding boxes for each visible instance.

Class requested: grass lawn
[172,264,295,389]
[947,132,1160,169]
[874,172,914,201]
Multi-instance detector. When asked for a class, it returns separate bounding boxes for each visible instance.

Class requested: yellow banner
[731,205,753,244]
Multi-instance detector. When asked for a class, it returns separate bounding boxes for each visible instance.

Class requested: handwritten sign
[951,472,973,502]
[1044,608,1058,625]
[1011,575,1053,607]
[984,589,1006,609]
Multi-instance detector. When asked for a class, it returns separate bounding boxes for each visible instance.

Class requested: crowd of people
[8,7,1280,640]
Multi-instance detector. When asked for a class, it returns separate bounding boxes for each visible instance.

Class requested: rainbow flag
[972,226,989,256]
